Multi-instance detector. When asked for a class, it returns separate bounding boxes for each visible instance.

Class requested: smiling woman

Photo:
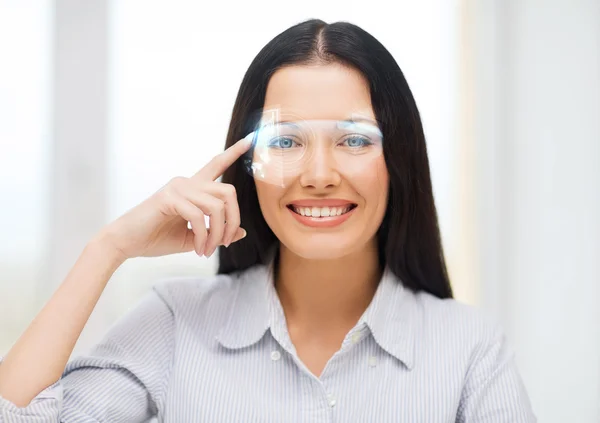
[0,18,536,422]
[239,64,390,262]
[247,64,392,264]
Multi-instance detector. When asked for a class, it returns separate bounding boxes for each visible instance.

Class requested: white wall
[42,0,112,352]
[468,0,600,421]
[0,0,52,353]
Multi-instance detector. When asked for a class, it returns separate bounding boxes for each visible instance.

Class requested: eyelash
[343,136,374,148]
[267,137,299,149]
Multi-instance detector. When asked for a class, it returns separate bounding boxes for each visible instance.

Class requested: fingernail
[240,228,247,239]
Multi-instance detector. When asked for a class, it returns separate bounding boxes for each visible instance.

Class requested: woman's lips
[286,204,357,228]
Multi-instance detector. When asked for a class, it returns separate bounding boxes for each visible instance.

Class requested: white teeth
[291,205,354,217]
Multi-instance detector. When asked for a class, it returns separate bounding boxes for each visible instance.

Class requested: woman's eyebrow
[272,117,377,125]
[345,116,378,124]
[278,121,301,128]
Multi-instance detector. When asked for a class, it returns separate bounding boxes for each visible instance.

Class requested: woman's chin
[280,239,355,261]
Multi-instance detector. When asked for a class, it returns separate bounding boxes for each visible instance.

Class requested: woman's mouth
[286,203,358,228]
[287,204,357,217]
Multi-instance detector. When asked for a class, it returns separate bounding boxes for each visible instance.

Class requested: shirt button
[270,350,281,361]
[368,356,377,367]
[351,332,362,344]
[327,393,336,407]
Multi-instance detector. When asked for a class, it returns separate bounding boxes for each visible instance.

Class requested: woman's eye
[268,137,296,148]
[343,136,372,148]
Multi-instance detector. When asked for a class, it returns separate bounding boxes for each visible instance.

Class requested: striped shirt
[0,261,536,422]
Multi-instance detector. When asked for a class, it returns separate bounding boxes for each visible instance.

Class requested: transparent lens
[242,113,383,186]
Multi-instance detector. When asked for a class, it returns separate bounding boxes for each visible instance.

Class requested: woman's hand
[96,137,252,259]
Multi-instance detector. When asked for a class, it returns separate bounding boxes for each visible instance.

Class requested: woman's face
[254,63,389,260]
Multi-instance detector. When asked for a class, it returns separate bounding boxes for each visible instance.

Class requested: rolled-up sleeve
[456,322,537,422]
[0,375,62,422]
[0,286,175,422]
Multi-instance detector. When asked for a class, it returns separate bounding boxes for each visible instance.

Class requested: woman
[0,19,535,422]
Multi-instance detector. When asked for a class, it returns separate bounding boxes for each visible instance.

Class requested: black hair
[217,19,453,299]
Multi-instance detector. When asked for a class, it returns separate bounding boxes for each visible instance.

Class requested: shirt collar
[216,258,416,370]
[215,262,273,350]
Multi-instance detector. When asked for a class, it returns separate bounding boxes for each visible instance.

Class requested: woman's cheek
[342,158,389,199]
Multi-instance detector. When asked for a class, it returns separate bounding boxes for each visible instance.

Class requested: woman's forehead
[263,64,375,121]
[256,106,377,126]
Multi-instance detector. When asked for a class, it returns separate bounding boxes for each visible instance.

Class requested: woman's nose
[298,147,342,189]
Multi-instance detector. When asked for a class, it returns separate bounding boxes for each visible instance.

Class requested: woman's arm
[0,139,249,417]
[0,235,125,407]
[0,283,176,422]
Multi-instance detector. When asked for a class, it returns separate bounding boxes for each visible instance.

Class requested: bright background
[1,1,599,421]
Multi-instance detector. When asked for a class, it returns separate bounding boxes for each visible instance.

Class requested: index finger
[194,136,252,181]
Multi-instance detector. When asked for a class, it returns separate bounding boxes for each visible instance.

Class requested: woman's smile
[286,199,358,228]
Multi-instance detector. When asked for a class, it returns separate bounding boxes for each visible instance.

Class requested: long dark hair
[217,19,453,299]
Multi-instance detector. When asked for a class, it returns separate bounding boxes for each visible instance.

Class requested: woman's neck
[274,241,382,336]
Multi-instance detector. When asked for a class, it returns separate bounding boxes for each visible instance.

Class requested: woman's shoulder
[408,289,508,355]
[416,290,500,328]
[149,270,243,319]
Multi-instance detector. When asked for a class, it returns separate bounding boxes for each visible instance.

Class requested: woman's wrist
[87,230,129,270]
